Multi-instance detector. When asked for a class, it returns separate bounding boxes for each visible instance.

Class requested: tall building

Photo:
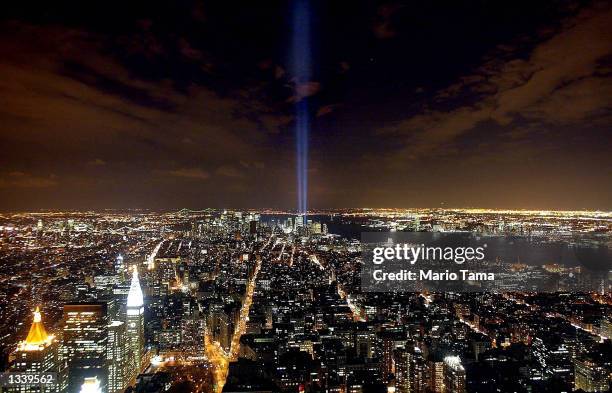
[181,314,205,356]
[394,347,426,393]
[531,336,572,383]
[574,357,609,392]
[601,318,612,340]
[429,360,445,393]
[207,310,232,352]
[126,267,145,382]
[106,321,128,393]
[61,303,109,393]
[6,307,67,393]
[114,255,125,277]
[394,349,410,393]
[249,220,258,235]
[380,330,406,381]
[443,356,466,393]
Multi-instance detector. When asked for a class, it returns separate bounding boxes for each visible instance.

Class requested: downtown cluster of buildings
[0,209,610,393]
[5,266,145,393]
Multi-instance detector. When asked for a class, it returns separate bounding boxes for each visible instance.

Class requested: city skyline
[0,1,611,392]
[0,1,611,210]
[0,208,610,393]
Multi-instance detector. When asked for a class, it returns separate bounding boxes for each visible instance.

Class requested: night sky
[0,1,610,210]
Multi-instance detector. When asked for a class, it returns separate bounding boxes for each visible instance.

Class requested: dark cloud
[88,159,106,166]
[287,81,321,103]
[0,18,295,209]
[0,172,58,189]
[316,104,336,117]
[215,165,244,178]
[380,4,612,157]
[156,168,210,180]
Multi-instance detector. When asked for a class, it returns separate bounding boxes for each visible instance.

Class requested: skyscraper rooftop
[19,307,54,351]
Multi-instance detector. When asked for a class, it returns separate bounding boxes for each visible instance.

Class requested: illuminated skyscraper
[443,356,466,393]
[531,337,571,383]
[394,346,426,393]
[574,357,609,392]
[394,350,410,393]
[61,303,108,393]
[126,267,145,382]
[114,255,125,276]
[106,321,128,393]
[181,312,205,356]
[6,307,67,393]
[380,330,406,381]
[429,360,445,393]
[601,318,612,340]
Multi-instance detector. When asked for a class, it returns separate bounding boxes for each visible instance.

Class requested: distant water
[262,214,611,270]
[370,231,612,271]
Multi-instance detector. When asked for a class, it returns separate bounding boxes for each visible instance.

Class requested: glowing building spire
[25,307,49,345]
[127,266,144,308]
[19,307,54,351]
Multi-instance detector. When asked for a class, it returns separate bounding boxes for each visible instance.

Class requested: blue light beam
[292,0,312,215]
